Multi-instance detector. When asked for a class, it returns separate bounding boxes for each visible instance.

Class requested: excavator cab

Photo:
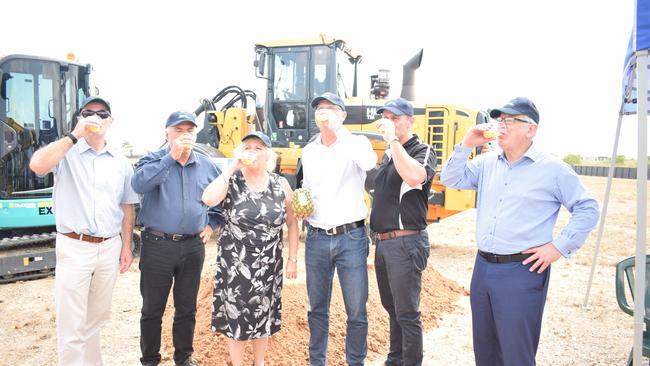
[252,36,361,186]
[254,36,361,149]
[0,54,91,282]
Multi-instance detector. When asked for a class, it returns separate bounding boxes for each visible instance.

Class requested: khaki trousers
[55,233,121,366]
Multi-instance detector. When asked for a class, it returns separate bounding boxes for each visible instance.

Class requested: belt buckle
[325,227,338,235]
[171,234,184,241]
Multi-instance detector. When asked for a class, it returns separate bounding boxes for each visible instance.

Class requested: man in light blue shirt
[30,96,139,366]
[440,97,599,366]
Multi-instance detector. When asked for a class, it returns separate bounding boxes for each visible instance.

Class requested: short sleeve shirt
[53,138,139,237]
[370,135,437,233]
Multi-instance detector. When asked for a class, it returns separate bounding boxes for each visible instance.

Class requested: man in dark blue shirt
[132,111,222,366]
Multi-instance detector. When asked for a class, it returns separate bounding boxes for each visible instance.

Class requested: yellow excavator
[194,34,487,222]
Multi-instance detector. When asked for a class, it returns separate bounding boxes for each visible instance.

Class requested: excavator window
[311,46,330,98]
[0,58,87,199]
[274,52,307,102]
[272,51,309,131]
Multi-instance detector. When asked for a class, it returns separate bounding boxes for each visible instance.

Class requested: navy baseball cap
[311,92,346,111]
[80,96,111,112]
[166,111,197,128]
[242,131,272,148]
[489,97,540,124]
[377,98,414,117]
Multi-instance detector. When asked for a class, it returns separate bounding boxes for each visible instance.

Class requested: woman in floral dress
[202,132,299,366]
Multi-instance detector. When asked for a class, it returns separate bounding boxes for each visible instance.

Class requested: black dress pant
[139,231,205,365]
[374,231,430,366]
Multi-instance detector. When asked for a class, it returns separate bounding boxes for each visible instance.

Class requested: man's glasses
[496,116,532,126]
[80,110,111,119]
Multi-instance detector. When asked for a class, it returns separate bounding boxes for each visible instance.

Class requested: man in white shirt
[301,92,377,366]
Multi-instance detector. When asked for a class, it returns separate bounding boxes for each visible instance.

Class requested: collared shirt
[440,143,599,257]
[132,147,223,234]
[370,135,437,233]
[302,127,376,229]
[53,138,139,237]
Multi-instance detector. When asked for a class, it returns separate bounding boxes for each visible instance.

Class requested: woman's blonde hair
[234,140,278,172]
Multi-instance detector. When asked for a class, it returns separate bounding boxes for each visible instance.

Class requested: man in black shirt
[370,98,436,366]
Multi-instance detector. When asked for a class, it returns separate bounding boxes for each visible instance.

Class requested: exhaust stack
[400,49,423,101]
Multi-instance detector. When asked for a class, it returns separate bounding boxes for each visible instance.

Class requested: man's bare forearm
[120,204,134,250]
[29,135,76,176]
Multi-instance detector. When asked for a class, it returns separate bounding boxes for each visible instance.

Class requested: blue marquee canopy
[623,0,650,114]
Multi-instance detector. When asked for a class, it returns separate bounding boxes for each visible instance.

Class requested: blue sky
[3,0,640,158]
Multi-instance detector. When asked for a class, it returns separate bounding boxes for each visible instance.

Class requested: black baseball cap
[377,98,414,116]
[80,96,111,112]
[166,111,197,128]
[311,92,346,111]
[489,97,540,124]
[242,131,272,148]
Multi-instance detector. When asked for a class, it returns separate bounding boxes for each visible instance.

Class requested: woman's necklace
[245,172,269,192]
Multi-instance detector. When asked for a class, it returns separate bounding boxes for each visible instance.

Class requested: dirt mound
[161,263,466,365]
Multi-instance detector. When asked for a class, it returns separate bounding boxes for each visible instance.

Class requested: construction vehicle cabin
[0,54,92,282]
[195,34,486,223]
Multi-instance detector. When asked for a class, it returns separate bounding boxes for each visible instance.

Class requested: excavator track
[0,232,57,250]
[0,232,57,284]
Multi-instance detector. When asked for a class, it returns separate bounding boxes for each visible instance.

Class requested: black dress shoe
[176,358,199,366]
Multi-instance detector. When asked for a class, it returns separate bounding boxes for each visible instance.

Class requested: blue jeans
[305,225,369,366]
[471,253,550,366]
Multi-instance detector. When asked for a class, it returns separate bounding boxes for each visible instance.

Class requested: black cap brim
[167,120,198,127]
[242,132,272,148]
[310,96,345,111]
[489,107,522,119]
[377,106,408,116]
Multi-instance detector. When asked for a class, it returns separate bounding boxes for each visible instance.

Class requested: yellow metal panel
[274,147,302,175]
[445,188,476,212]
[216,107,251,158]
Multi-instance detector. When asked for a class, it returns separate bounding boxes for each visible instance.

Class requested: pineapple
[292,188,314,217]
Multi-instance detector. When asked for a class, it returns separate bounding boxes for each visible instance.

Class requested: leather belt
[145,229,200,242]
[376,229,421,241]
[60,232,113,244]
[311,220,365,236]
[478,250,532,264]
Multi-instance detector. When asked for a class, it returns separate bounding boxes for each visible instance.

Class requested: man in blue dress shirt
[441,97,599,366]
[132,111,222,366]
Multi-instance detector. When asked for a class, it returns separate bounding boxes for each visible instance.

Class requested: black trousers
[139,231,205,365]
[374,231,430,366]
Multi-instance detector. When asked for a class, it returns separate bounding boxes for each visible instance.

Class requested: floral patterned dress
[211,171,286,340]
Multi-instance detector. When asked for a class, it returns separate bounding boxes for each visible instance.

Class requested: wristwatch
[388,137,399,144]
[287,257,298,263]
[66,133,78,144]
